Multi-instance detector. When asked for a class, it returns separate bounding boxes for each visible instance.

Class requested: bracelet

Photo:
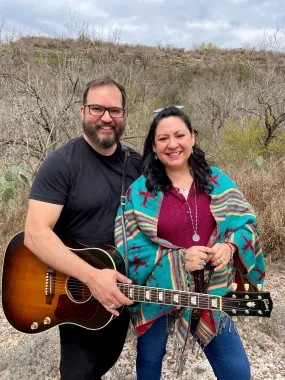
[225,242,235,259]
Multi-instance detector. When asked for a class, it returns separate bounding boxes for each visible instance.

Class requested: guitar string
[46,279,266,303]
[47,277,264,295]
[49,280,265,294]
[47,290,265,305]
[43,291,264,312]
[48,277,257,292]
[51,288,266,305]
[43,294,264,313]
[41,287,266,311]
[27,294,268,312]
[47,282,263,299]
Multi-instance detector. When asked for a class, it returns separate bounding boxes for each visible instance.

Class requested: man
[24,78,142,379]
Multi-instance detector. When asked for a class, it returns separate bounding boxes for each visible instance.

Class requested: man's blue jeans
[136,315,250,380]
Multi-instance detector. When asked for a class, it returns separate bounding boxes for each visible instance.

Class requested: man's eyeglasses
[84,104,125,118]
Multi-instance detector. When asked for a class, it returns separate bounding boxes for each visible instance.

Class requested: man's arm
[24,199,133,315]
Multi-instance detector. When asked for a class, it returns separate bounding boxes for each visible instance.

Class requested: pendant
[192,233,200,242]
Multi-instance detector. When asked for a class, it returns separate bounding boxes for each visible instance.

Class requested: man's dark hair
[83,78,127,108]
[142,106,212,194]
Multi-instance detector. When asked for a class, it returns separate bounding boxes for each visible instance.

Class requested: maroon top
[157,184,216,248]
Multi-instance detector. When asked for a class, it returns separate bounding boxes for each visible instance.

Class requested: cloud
[185,20,231,31]
[138,0,164,3]
[0,0,284,49]
[229,27,277,47]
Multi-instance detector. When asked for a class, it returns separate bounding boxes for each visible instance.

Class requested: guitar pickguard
[55,294,98,321]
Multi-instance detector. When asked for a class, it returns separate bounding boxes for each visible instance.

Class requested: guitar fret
[152,288,159,303]
[139,286,143,302]
[151,288,156,303]
[165,290,172,304]
[135,286,140,302]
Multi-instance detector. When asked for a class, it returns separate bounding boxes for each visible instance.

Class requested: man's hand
[86,268,134,316]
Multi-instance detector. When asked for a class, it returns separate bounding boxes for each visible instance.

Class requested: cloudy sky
[1,0,284,49]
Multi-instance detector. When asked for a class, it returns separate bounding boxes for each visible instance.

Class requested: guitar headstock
[224,288,273,319]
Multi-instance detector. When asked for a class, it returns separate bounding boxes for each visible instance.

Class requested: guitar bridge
[45,267,55,304]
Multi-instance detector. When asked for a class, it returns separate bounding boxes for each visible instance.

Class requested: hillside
[2,36,285,71]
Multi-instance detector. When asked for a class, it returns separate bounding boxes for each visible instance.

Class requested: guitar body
[1,232,273,335]
[1,232,126,334]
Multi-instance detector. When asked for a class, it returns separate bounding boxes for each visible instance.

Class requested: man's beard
[82,120,125,149]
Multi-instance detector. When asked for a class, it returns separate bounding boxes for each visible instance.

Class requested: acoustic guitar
[1,232,273,334]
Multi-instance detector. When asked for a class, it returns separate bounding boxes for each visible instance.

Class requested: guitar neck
[118,283,221,311]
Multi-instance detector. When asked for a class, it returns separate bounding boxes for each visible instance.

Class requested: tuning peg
[232,283,238,291]
[244,283,249,291]
[257,284,262,291]
[243,317,249,322]
[232,316,238,322]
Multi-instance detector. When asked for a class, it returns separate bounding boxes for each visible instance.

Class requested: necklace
[173,183,190,198]
[175,183,200,242]
[180,188,189,196]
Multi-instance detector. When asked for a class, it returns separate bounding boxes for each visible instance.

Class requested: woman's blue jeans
[136,315,250,380]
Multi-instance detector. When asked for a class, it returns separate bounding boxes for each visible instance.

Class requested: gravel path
[1,265,284,380]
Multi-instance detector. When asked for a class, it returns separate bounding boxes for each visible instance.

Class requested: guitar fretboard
[118,284,221,311]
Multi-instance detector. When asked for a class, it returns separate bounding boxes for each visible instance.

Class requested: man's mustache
[95,122,116,129]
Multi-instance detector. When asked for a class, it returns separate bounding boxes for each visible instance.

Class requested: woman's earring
[191,147,194,154]
[154,153,158,160]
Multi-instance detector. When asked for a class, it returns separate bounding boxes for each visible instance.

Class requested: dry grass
[0,197,27,265]
[223,160,285,262]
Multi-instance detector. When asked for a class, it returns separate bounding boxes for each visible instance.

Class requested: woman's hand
[206,243,233,271]
[183,246,214,271]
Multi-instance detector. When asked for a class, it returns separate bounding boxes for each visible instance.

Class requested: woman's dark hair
[142,106,212,193]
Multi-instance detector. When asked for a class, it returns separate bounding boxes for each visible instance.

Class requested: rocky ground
[1,265,284,380]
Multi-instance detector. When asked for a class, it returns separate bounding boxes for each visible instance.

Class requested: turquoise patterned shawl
[115,166,265,346]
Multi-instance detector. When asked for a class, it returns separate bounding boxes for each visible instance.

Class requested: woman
[115,106,265,380]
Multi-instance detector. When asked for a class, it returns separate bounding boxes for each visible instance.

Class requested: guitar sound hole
[66,276,91,304]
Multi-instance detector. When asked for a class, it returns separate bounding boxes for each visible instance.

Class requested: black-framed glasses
[84,104,125,118]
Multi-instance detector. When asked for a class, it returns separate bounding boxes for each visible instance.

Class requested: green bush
[48,56,59,65]
[0,165,30,206]
[198,42,220,52]
[267,131,285,157]
[216,117,267,164]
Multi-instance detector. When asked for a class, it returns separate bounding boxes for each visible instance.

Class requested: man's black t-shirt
[29,136,142,247]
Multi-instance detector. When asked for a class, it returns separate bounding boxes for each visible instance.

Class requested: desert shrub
[0,165,31,205]
[267,131,285,157]
[216,117,267,164]
[48,56,59,65]
[198,42,220,52]
[0,166,29,263]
